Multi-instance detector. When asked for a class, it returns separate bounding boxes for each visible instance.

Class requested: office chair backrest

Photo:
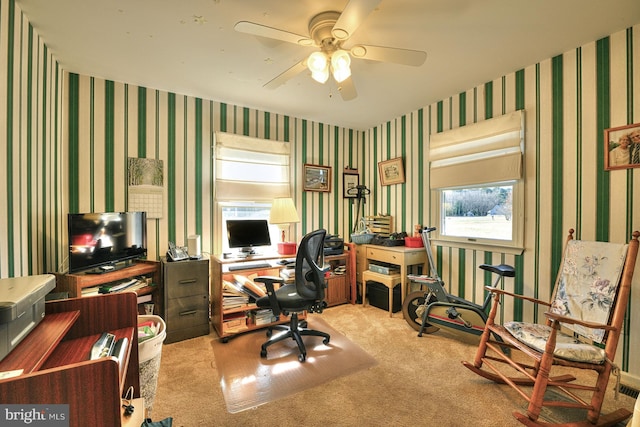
[294,229,327,301]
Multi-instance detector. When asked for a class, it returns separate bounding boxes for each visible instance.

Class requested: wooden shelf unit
[211,246,354,340]
[54,260,162,314]
[0,292,141,427]
[364,215,393,237]
[324,251,354,306]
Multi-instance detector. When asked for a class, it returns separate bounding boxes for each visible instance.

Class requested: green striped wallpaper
[1,0,639,380]
[0,0,63,277]
[64,74,365,261]
[361,25,640,376]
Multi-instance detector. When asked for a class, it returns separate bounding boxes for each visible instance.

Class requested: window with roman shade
[429,110,524,189]
[214,132,291,201]
[429,110,525,253]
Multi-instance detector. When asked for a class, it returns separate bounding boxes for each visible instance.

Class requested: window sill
[431,238,524,256]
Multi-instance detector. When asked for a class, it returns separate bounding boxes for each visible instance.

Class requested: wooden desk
[360,244,428,304]
[210,246,354,340]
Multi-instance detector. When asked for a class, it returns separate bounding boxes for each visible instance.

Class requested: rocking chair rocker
[462,228,639,426]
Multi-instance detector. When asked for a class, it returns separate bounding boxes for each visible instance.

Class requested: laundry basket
[138,315,166,413]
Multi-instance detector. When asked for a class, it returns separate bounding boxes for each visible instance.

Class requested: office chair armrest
[485,286,551,307]
[254,276,285,317]
[544,311,615,331]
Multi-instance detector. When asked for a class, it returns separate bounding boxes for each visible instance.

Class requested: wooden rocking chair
[462,228,639,426]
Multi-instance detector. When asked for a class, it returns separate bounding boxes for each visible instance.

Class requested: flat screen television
[68,211,147,273]
[226,219,272,254]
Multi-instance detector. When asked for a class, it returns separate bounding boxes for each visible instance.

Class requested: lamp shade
[269,197,300,225]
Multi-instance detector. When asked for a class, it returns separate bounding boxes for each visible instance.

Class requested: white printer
[0,274,56,361]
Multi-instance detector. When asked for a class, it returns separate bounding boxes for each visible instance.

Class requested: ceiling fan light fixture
[331,49,351,83]
[307,51,330,83]
[307,51,328,73]
[311,68,330,84]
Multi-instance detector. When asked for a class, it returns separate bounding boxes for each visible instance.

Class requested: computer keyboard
[228,262,272,271]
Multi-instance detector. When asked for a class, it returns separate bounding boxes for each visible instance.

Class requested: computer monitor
[226,219,272,254]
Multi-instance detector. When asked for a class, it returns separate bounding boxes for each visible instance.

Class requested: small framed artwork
[343,169,359,198]
[605,123,640,170]
[378,157,405,186]
[303,163,331,192]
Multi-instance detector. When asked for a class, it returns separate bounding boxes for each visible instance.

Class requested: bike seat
[479,263,516,277]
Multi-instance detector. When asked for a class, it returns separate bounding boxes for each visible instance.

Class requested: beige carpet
[150,304,637,427]
[212,317,378,413]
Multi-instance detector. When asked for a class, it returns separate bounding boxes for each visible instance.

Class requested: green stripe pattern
[1,0,639,378]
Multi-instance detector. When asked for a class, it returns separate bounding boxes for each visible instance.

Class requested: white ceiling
[15,0,640,130]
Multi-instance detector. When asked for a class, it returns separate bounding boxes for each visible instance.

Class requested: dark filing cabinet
[162,257,210,343]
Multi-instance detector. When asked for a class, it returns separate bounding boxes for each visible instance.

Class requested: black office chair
[254,229,330,362]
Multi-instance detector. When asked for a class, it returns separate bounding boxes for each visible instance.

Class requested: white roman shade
[214,132,291,201]
[429,110,525,189]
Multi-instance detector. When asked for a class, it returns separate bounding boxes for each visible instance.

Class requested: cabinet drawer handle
[178,279,197,285]
[179,310,197,316]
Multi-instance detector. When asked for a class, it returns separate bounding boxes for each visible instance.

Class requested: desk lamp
[269,197,300,255]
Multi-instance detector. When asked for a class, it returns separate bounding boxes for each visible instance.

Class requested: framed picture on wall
[303,163,331,192]
[343,169,359,198]
[378,157,405,186]
[605,123,640,171]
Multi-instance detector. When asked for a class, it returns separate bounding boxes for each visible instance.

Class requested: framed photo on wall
[605,123,640,171]
[378,157,405,186]
[303,163,331,192]
[343,169,359,198]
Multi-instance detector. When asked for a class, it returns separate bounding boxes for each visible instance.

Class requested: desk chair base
[260,313,330,362]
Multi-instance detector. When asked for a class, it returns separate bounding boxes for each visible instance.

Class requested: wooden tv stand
[54,260,162,314]
[0,292,141,427]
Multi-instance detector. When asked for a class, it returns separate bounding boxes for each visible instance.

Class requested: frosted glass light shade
[308,52,328,73]
[331,49,351,83]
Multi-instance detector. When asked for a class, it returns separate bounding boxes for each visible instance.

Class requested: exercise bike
[402,227,515,339]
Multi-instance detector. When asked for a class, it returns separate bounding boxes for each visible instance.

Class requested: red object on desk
[278,242,297,255]
[404,237,424,248]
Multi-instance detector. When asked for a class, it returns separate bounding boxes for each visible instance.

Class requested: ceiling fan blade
[332,0,381,40]
[338,76,357,101]
[234,21,313,46]
[350,44,427,66]
[264,60,307,89]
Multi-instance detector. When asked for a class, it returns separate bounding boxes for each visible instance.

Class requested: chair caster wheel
[298,353,306,362]
[323,337,330,345]
[300,320,308,328]
[260,349,267,358]
[266,329,272,338]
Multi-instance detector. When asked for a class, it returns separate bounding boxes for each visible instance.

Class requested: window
[214,132,291,201]
[438,182,523,250]
[430,111,524,252]
[213,132,292,254]
[219,202,281,254]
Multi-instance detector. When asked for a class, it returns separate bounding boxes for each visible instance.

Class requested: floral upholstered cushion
[504,321,606,364]
[549,239,628,344]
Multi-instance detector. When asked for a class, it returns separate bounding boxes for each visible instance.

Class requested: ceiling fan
[234,0,427,101]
